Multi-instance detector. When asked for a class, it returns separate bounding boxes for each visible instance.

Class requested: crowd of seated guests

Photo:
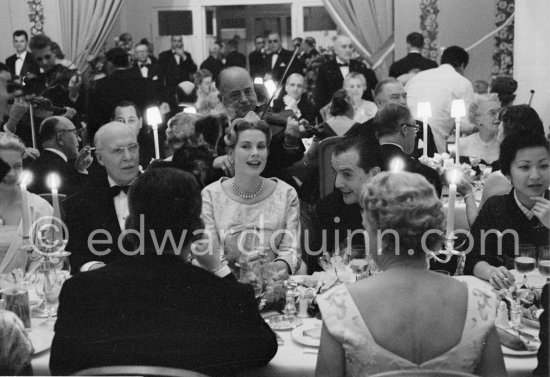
[1,24,549,377]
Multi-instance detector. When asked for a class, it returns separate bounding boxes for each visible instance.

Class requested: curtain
[323,0,394,78]
[59,0,126,71]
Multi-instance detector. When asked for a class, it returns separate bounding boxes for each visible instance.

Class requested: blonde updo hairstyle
[0,132,26,156]
[360,172,445,263]
[224,111,272,150]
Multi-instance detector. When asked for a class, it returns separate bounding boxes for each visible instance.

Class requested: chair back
[369,370,478,377]
[318,136,342,198]
[72,365,210,377]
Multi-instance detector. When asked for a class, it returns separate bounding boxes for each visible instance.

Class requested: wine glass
[538,245,550,283]
[40,270,66,328]
[515,244,537,287]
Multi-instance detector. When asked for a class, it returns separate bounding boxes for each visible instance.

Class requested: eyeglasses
[401,123,420,132]
[56,128,82,136]
[267,40,279,43]
[102,143,140,155]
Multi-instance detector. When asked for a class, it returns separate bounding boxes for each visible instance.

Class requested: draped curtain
[323,0,394,77]
[59,0,126,71]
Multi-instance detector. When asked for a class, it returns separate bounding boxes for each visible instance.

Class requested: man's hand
[285,117,301,139]
[68,72,82,102]
[23,147,40,160]
[4,98,29,132]
[75,147,94,173]
[62,107,77,119]
[488,266,515,290]
[175,48,186,61]
[283,95,298,112]
[213,155,234,177]
[531,196,550,228]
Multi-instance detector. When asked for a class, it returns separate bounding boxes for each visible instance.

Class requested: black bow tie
[337,62,349,67]
[110,185,130,197]
[139,63,150,68]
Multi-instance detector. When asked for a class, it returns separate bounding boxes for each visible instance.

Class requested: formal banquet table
[30,273,544,377]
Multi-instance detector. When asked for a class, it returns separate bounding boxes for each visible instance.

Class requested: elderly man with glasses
[27,116,92,195]
[63,121,140,272]
[375,103,441,196]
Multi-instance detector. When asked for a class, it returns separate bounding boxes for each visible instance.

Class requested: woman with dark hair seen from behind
[316,172,505,377]
[201,111,301,281]
[50,167,277,375]
[465,131,550,289]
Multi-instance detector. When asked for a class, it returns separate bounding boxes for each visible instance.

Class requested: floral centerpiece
[419,153,478,183]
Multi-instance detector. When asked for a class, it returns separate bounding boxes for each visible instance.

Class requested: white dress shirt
[139,58,151,78]
[406,64,474,153]
[336,57,350,79]
[271,50,280,69]
[172,50,181,65]
[108,176,130,231]
[15,51,27,77]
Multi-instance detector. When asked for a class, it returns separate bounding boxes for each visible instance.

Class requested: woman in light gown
[343,72,377,124]
[201,111,301,277]
[0,133,52,274]
[316,172,505,377]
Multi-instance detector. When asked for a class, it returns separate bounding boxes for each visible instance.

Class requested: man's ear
[96,151,105,166]
[369,166,381,178]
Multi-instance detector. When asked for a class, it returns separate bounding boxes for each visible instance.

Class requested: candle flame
[47,172,61,190]
[19,170,33,186]
[447,168,462,185]
[146,106,162,126]
[253,77,264,85]
[389,157,405,173]
[264,79,277,98]
[183,106,197,114]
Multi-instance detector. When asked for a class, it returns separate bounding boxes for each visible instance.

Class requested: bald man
[314,34,378,111]
[64,122,140,272]
[28,116,92,196]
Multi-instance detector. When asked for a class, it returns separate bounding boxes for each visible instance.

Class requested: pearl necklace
[232,179,264,200]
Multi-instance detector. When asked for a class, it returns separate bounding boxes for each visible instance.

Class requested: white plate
[291,322,322,347]
[28,327,54,354]
[501,345,539,357]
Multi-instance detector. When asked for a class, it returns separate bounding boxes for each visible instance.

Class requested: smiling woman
[201,111,301,288]
[465,131,550,289]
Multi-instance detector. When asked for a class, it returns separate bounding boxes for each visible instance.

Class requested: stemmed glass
[538,245,550,283]
[40,269,66,328]
[515,244,537,287]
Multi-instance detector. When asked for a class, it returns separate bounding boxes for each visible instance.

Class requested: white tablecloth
[31,275,543,377]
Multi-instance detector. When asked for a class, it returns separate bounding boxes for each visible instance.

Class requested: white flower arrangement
[419,153,486,184]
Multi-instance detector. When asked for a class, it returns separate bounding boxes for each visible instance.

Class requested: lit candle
[253,77,264,85]
[416,102,432,157]
[47,173,61,221]
[450,99,466,164]
[146,107,162,160]
[263,80,277,98]
[389,157,405,173]
[446,169,460,238]
[183,107,197,114]
[19,171,33,240]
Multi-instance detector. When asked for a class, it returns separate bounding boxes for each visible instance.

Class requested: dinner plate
[501,345,539,357]
[28,327,54,354]
[291,322,322,347]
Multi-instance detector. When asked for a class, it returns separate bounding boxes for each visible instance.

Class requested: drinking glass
[538,245,550,283]
[515,244,537,287]
[41,271,66,327]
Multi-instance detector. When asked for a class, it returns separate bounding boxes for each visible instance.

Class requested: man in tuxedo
[87,47,163,142]
[248,35,266,79]
[27,116,92,195]
[5,30,40,80]
[299,36,319,68]
[271,73,316,124]
[314,34,378,111]
[308,136,382,273]
[158,35,197,102]
[200,40,225,81]
[389,32,438,78]
[131,43,163,82]
[63,122,140,272]
[112,101,156,169]
[224,39,246,68]
[263,32,304,83]
[346,77,437,158]
[374,103,441,196]
[51,167,277,376]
